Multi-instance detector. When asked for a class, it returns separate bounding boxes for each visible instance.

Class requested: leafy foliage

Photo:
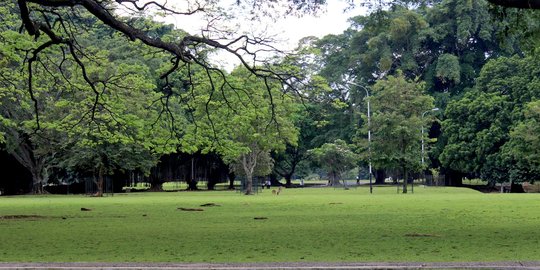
[365,73,434,192]
[0,7,179,193]
[309,139,358,185]
[441,54,540,184]
[502,101,540,183]
[179,66,299,193]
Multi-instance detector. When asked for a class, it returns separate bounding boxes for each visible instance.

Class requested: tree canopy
[441,54,540,184]
[2,0,540,194]
[365,73,434,193]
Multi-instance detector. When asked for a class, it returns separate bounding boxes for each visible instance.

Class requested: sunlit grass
[1,186,539,262]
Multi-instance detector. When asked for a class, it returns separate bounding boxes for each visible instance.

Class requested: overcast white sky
[268,3,366,49]
[158,1,366,70]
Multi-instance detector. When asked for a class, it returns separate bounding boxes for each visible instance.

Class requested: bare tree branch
[115,0,207,15]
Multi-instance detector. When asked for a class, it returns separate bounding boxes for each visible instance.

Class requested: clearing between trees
[0,187,539,263]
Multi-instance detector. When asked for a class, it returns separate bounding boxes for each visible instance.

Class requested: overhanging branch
[16,0,307,138]
[486,0,540,8]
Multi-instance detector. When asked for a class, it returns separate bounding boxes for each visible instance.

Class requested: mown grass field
[0,186,539,263]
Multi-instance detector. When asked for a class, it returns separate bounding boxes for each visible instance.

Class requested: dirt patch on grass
[0,215,48,220]
[200,203,221,207]
[178,207,204,211]
[405,233,440,237]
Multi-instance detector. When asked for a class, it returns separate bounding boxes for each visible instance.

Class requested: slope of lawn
[0,186,539,263]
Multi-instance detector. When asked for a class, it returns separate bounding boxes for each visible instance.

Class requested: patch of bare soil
[178,207,204,211]
[0,215,47,220]
[405,233,440,237]
[200,203,220,207]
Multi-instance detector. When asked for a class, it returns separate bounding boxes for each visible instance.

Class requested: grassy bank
[0,187,539,262]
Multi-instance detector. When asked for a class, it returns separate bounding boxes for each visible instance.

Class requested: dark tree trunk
[29,167,44,194]
[0,150,32,195]
[329,171,341,186]
[444,169,463,186]
[186,179,198,191]
[186,157,198,191]
[228,172,236,190]
[148,167,164,191]
[273,145,302,187]
[148,173,163,192]
[149,181,163,191]
[207,170,219,190]
[374,169,386,185]
[245,173,253,195]
[402,168,408,194]
[32,180,44,194]
[510,181,525,193]
[269,173,281,186]
[284,174,293,187]
[95,166,104,197]
[8,137,46,194]
[206,169,219,190]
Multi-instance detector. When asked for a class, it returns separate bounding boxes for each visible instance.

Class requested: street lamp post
[421,108,439,184]
[348,82,372,194]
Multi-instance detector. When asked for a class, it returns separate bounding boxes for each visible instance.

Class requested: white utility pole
[348,82,372,194]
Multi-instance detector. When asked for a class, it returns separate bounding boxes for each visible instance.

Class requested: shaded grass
[0,186,539,262]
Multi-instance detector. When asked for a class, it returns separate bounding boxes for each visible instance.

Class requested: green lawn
[0,186,539,263]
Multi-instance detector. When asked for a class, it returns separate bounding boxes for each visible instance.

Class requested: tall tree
[366,73,434,193]
[314,0,531,186]
[181,66,298,195]
[49,60,175,196]
[0,3,60,192]
[270,41,338,186]
[502,100,540,183]
[440,54,540,185]
[309,139,358,186]
[272,111,318,186]
[0,6,178,193]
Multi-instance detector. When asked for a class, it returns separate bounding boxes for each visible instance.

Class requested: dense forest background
[1,0,539,195]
